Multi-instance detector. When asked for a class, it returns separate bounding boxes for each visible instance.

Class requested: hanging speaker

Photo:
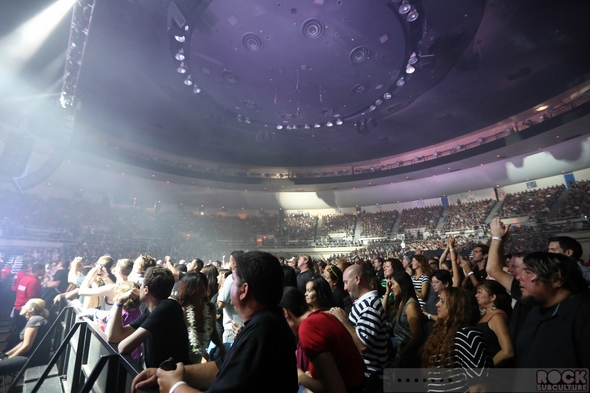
[0,133,34,178]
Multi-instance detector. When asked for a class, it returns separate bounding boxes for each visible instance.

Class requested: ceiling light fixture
[177,62,187,74]
[336,119,343,125]
[277,125,283,130]
[175,49,185,61]
[193,85,201,94]
[326,121,333,127]
[174,35,185,42]
[406,65,415,74]
[408,53,418,64]
[396,77,405,87]
[314,123,321,128]
[383,92,392,99]
[184,75,193,85]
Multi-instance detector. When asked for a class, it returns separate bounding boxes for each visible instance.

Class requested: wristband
[491,236,503,242]
[169,381,187,393]
[115,302,124,308]
[427,313,431,320]
[449,248,455,252]
[467,271,474,276]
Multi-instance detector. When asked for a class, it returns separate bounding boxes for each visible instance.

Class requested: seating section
[359,210,399,237]
[555,180,590,219]
[442,199,496,232]
[497,185,565,219]
[399,205,443,232]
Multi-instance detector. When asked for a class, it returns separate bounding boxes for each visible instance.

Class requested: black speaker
[0,133,34,178]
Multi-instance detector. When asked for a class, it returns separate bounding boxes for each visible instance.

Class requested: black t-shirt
[53,268,69,293]
[509,278,530,346]
[297,270,313,294]
[207,308,298,393]
[129,299,190,367]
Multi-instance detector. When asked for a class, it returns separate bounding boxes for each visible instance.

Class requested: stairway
[435,207,449,231]
[485,200,504,223]
[546,187,570,220]
[390,212,403,237]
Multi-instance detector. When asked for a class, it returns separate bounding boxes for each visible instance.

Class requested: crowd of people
[321,214,357,237]
[442,199,496,232]
[358,210,399,238]
[497,184,565,219]
[4,229,588,392]
[282,213,318,239]
[556,180,590,219]
[398,205,444,232]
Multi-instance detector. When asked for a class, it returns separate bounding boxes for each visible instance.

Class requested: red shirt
[299,309,365,389]
[14,275,42,310]
[1,266,11,280]
[12,270,27,292]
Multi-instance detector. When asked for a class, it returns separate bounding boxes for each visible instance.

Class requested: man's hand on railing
[132,368,158,393]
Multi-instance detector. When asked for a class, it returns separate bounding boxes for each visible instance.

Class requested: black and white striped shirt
[426,327,493,392]
[348,290,389,377]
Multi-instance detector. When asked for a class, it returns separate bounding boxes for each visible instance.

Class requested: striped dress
[348,290,389,377]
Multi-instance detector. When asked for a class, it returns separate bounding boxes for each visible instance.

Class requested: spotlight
[314,123,321,128]
[304,124,310,129]
[244,118,251,124]
[193,85,201,94]
[336,119,343,125]
[174,35,185,42]
[369,105,376,111]
[184,75,193,85]
[326,121,333,127]
[407,9,419,22]
[375,99,383,105]
[406,65,415,74]
[396,77,405,87]
[408,53,418,64]
[277,125,283,130]
[177,62,187,74]
[383,92,392,99]
[175,49,185,61]
[399,1,411,14]
[292,125,297,129]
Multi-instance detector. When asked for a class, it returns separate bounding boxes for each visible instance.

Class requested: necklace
[185,305,201,355]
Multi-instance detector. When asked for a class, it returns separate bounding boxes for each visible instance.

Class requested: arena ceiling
[1,0,590,208]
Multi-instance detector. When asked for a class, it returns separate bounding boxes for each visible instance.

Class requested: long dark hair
[391,271,418,322]
[306,275,335,310]
[176,272,209,307]
[422,287,479,368]
[201,265,219,300]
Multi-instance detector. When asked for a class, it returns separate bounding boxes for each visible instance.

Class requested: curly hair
[421,287,479,368]
[413,254,433,276]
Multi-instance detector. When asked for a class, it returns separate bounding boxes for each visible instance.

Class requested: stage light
[175,49,185,61]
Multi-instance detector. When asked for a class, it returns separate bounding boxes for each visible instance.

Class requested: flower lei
[186,305,201,355]
[186,303,212,356]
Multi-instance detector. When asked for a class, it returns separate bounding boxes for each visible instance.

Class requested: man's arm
[485,217,514,292]
[118,327,152,355]
[330,308,367,353]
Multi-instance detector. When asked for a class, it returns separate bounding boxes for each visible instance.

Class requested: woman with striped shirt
[422,287,493,392]
[411,254,432,309]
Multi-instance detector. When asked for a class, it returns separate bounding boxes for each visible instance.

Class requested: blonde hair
[114,281,140,311]
[26,298,49,319]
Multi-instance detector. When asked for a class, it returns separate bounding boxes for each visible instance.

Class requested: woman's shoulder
[27,315,47,328]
